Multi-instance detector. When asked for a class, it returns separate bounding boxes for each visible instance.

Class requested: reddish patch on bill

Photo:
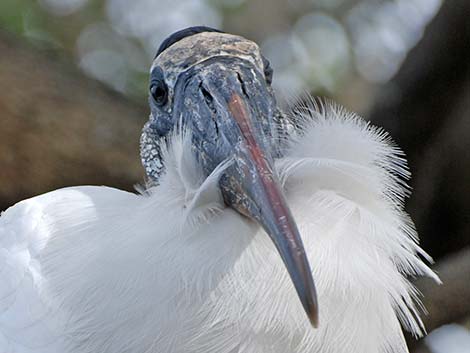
[227,93,318,327]
[227,93,294,236]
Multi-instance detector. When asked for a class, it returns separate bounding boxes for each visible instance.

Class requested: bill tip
[310,311,319,328]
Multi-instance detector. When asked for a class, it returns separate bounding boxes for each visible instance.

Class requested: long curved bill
[219,93,319,327]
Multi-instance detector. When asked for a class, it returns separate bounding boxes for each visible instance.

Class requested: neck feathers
[152,100,439,353]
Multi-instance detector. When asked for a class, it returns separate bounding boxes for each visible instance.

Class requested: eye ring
[150,80,168,106]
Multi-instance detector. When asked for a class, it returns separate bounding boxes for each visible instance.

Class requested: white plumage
[0,102,439,353]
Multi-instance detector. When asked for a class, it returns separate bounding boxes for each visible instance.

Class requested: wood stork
[0,26,439,353]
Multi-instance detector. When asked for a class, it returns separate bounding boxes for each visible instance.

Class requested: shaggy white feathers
[0,101,438,353]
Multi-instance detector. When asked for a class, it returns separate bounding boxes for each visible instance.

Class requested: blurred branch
[0,30,147,211]
[417,247,470,332]
[369,0,470,154]
[369,0,470,259]
[409,247,470,352]
[412,344,431,353]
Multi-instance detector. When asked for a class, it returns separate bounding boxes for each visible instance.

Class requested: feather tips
[276,100,440,350]
[0,99,438,353]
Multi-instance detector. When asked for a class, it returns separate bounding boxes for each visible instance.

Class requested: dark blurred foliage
[0,0,442,106]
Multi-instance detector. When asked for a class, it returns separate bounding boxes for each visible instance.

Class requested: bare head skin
[142,27,319,326]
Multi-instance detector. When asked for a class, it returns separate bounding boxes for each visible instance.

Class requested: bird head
[141,26,318,327]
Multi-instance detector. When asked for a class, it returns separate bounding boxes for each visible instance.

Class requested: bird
[0,26,440,353]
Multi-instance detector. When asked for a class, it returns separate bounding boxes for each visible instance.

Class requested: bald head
[141,27,318,326]
[153,31,265,89]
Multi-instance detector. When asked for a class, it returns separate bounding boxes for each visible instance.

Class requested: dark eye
[149,67,168,106]
[263,57,273,85]
[150,80,168,106]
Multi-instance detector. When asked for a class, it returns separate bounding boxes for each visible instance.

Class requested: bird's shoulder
[1,185,136,249]
[0,186,138,352]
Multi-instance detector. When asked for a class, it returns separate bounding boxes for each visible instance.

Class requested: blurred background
[0,0,469,352]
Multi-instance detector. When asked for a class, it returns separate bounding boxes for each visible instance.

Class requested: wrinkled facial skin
[141,31,319,326]
[171,58,279,175]
[143,32,279,182]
